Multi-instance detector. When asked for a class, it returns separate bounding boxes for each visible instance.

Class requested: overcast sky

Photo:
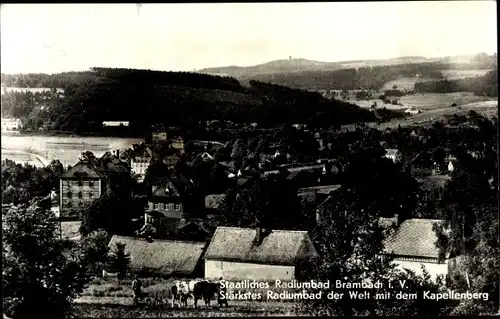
[1,2,497,74]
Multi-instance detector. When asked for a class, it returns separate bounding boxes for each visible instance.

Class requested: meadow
[349,92,495,111]
[73,277,306,317]
[440,69,493,80]
[380,77,433,91]
[1,134,143,167]
[378,100,498,129]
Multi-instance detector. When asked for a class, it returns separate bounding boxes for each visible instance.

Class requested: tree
[3,198,109,319]
[108,242,130,280]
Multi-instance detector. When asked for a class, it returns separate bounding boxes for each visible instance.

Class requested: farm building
[102,121,129,127]
[1,117,22,132]
[385,148,402,163]
[382,217,461,283]
[204,227,319,281]
[108,235,206,277]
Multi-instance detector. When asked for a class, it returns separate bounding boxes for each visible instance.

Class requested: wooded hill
[33,68,388,135]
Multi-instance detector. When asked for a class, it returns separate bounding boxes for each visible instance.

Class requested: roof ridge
[110,235,206,245]
[215,226,309,233]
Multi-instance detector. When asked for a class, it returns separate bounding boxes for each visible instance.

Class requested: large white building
[130,147,154,182]
[204,227,319,281]
[382,217,461,283]
[1,118,22,132]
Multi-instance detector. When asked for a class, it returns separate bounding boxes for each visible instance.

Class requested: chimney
[394,214,399,226]
[254,227,271,246]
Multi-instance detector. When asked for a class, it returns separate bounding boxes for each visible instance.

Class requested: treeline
[414,69,498,97]
[44,69,381,134]
[243,62,448,90]
[0,71,98,89]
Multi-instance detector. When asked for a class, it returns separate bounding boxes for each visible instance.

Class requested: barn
[204,226,319,281]
[108,235,206,278]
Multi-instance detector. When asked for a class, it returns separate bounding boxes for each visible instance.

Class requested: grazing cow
[171,280,190,308]
[191,280,220,308]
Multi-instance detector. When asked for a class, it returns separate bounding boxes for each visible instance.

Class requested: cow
[191,280,220,308]
[171,280,191,308]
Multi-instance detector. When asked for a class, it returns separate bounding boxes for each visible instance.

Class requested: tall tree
[3,198,109,319]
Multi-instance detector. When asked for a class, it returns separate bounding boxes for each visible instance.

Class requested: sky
[0,2,497,74]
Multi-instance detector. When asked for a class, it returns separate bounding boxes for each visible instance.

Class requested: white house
[405,107,420,115]
[204,226,319,281]
[130,147,154,183]
[385,149,402,163]
[1,117,22,132]
[383,218,461,283]
[102,121,129,127]
[448,161,455,172]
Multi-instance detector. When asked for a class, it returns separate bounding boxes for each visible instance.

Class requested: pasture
[1,134,143,167]
[74,277,305,317]
[380,77,433,91]
[59,221,81,240]
[378,100,498,129]
[440,69,493,80]
[1,149,45,167]
[350,92,496,111]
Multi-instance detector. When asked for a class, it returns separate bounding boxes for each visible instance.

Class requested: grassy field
[378,100,498,129]
[73,277,307,317]
[380,77,433,91]
[440,69,493,80]
[350,92,496,111]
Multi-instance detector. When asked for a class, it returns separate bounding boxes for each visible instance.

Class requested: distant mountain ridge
[199,54,490,78]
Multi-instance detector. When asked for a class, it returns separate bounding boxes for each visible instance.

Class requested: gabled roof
[108,236,206,276]
[204,227,319,265]
[385,149,399,156]
[384,219,447,259]
[152,178,182,197]
[62,162,105,179]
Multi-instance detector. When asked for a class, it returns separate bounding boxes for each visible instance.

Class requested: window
[89,181,94,187]
[175,204,181,211]
[78,180,83,186]
[154,203,159,210]
[67,191,72,199]
[89,192,93,199]
[78,202,83,208]
[78,192,83,199]
[67,202,72,208]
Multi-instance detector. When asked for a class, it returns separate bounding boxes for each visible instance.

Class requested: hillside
[2,67,392,135]
[199,58,344,77]
[198,53,496,80]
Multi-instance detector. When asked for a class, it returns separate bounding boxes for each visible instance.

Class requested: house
[383,217,461,282]
[405,107,421,115]
[152,129,168,142]
[205,194,226,217]
[102,121,129,127]
[162,154,181,169]
[59,154,130,219]
[146,174,190,222]
[385,149,402,163]
[204,226,319,281]
[447,160,455,172]
[1,117,22,132]
[130,147,154,183]
[108,235,206,277]
[299,185,341,208]
[171,137,185,154]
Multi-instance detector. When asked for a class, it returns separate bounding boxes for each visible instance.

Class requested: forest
[2,68,397,135]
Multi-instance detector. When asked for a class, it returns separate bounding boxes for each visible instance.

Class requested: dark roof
[152,174,191,197]
[62,162,105,179]
[204,227,319,265]
[108,236,206,276]
[205,194,226,209]
[383,219,447,259]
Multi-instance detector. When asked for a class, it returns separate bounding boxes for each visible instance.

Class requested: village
[38,122,464,284]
